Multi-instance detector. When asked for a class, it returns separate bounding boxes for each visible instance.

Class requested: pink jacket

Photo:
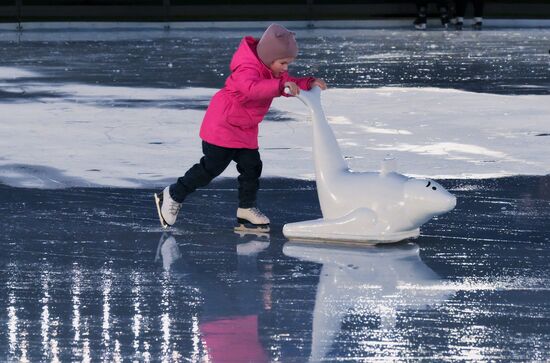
[199,36,315,149]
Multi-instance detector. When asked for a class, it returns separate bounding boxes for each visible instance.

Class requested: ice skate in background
[283,87,457,243]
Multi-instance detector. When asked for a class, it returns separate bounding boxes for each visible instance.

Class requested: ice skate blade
[154,192,169,229]
[234,229,270,239]
[234,223,270,234]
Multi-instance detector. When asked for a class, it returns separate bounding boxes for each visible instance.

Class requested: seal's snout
[444,194,457,212]
[433,186,457,214]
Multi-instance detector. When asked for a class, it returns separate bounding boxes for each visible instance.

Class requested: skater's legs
[234,148,262,209]
[436,0,449,26]
[170,141,234,203]
[413,1,428,29]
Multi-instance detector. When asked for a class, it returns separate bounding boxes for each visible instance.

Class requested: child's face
[269,57,295,77]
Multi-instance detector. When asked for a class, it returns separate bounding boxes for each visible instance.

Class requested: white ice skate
[154,186,182,228]
[235,207,270,233]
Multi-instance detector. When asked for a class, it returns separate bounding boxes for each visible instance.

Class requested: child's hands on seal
[284,81,300,96]
[311,78,327,90]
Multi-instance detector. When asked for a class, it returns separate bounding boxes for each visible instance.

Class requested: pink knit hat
[256,24,298,66]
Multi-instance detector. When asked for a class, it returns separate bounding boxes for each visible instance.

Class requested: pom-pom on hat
[256,23,298,66]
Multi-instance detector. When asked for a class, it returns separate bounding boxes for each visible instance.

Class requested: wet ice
[1,176,550,361]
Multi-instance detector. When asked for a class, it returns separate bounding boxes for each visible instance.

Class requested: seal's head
[403,178,456,227]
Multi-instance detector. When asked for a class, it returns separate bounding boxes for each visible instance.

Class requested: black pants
[169,141,263,208]
[455,0,484,18]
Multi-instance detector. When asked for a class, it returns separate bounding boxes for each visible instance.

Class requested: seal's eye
[426,181,431,187]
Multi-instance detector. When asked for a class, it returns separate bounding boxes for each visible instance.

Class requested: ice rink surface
[1,26,550,361]
[1,26,549,94]
[1,177,549,361]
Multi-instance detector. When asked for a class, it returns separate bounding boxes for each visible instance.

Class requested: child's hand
[311,78,327,90]
[284,81,300,96]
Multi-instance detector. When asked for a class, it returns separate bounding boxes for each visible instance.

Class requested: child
[154,23,327,232]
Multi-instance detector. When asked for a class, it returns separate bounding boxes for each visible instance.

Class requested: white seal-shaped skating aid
[282,87,456,243]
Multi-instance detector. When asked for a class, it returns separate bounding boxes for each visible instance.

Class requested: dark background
[1,0,550,22]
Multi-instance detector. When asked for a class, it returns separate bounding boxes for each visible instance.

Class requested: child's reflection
[155,232,271,363]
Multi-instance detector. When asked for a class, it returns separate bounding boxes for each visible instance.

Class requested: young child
[155,23,327,232]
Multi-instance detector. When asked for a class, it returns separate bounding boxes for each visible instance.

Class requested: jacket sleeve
[228,66,283,101]
[282,72,316,91]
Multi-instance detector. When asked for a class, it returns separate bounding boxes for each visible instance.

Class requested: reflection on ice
[40,268,54,361]
[1,175,548,360]
[155,234,184,362]
[130,271,142,360]
[70,265,82,357]
[283,241,456,362]
[100,266,114,361]
[7,263,24,361]
[155,233,182,271]
[236,240,270,256]
[154,232,273,362]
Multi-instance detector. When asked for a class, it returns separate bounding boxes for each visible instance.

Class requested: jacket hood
[230,36,270,73]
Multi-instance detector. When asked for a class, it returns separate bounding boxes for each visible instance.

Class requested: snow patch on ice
[327,116,352,125]
[0,67,40,80]
[1,68,550,189]
[368,142,510,159]
[361,126,413,135]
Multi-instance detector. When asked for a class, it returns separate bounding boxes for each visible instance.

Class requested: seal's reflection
[155,232,271,363]
[283,241,456,362]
